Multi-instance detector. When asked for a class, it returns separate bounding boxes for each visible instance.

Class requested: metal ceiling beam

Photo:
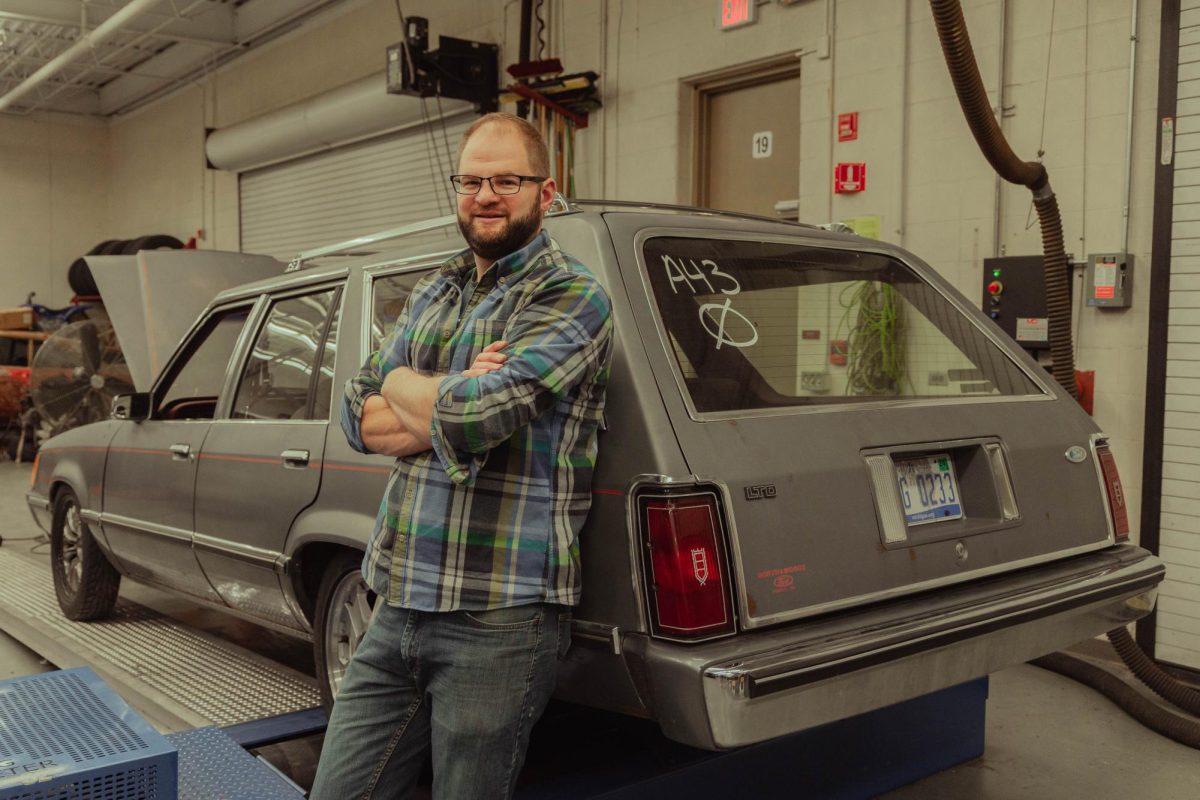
[0,0,236,46]
[0,48,176,80]
[98,39,231,114]
[233,0,341,42]
[97,0,350,117]
[0,0,168,112]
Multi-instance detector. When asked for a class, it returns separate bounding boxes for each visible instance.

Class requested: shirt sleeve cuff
[429,374,485,484]
[340,387,380,454]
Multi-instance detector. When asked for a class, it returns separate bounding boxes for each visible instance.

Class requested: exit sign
[721,0,756,29]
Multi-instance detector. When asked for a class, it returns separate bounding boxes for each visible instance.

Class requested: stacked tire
[68,234,185,297]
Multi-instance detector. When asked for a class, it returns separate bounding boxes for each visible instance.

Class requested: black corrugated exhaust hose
[1032,189,1077,396]
[1108,626,1200,716]
[1031,651,1200,750]
[929,0,1077,398]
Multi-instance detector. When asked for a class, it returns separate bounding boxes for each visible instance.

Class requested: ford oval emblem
[1065,446,1088,464]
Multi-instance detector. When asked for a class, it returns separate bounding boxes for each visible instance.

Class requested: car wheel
[50,487,120,620]
[313,551,376,711]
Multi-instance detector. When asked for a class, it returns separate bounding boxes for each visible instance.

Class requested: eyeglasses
[449,174,546,196]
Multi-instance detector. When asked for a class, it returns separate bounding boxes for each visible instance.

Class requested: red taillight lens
[1096,444,1129,541]
[641,492,734,637]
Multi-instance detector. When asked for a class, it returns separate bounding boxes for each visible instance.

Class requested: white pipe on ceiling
[0,0,166,112]
[204,72,472,173]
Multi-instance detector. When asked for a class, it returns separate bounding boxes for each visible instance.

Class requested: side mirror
[112,393,151,422]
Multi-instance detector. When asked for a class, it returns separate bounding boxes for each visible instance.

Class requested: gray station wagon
[27,200,1164,750]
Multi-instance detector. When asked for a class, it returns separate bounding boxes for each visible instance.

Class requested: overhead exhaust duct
[0,0,168,113]
[205,72,472,173]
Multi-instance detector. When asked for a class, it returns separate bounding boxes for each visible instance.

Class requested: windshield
[642,236,1043,413]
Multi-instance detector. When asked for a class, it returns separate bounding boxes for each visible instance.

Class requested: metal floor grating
[0,546,321,731]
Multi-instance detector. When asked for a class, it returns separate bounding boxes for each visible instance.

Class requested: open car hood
[86,250,283,392]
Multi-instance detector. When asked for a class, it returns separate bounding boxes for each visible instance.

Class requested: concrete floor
[0,460,1196,797]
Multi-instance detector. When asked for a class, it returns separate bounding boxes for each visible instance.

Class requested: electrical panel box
[981,255,1071,350]
[1085,253,1132,308]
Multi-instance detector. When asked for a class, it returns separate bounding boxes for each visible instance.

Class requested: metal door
[697,66,800,217]
[192,288,342,628]
[102,305,254,601]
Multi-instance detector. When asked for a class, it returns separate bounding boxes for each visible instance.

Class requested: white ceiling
[0,0,348,118]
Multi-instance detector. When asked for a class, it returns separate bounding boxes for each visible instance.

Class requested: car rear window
[642,236,1042,413]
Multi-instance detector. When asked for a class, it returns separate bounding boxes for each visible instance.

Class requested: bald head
[457,112,550,179]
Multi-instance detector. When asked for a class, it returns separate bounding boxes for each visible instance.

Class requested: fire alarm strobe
[834,162,866,193]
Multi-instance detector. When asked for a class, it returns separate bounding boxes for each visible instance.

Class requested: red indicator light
[1096,445,1129,541]
[643,495,733,636]
[987,280,1003,296]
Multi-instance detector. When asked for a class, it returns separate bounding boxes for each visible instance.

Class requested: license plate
[895,454,963,525]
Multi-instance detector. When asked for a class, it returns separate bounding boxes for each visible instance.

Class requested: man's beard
[458,201,543,262]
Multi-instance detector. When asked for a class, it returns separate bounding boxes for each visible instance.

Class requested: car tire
[50,487,120,621]
[122,234,184,255]
[313,551,375,712]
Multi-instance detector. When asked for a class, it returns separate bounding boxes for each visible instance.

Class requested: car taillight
[1096,444,1129,541]
[639,491,735,638]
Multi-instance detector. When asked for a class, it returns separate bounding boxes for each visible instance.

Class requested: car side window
[231,289,339,421]
[371,270,429,350]
[156,307,251,420]
[312,293,342,420]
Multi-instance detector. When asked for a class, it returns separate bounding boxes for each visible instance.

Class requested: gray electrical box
[1085,252,1133,308]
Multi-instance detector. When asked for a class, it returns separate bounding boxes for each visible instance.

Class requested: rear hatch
[606,214,1117,630]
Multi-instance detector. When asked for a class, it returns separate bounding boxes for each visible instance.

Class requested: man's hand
[367,340,507,458]
[360,394,429,457]
[462,340,508,377]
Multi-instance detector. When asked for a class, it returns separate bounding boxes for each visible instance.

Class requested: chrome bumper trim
[693,549,1162,748]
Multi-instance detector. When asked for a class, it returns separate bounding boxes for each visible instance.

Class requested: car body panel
[193,419,328,628]
[101,418,221,601]
[86,250,284,392]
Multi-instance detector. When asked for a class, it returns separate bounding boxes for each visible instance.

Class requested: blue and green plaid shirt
[341,231,613,611]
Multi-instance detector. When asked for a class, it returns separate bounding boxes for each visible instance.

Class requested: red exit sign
[721,0,756,29]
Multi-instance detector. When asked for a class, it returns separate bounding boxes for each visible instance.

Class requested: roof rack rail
[285,214,456,272]
[285,193,579,272]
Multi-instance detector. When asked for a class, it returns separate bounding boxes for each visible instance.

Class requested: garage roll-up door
[240,113,472,261]
[1160,1,1200,671]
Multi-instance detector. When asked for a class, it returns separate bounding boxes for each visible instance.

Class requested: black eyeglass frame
[449,174,548,196]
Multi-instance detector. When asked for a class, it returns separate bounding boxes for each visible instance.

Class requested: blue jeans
[310,602,570,800]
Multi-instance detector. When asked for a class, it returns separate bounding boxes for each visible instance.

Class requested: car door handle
[169,443,191,461]
[281,449,310,468]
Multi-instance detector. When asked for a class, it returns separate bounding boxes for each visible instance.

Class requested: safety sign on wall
[834,162,866,193]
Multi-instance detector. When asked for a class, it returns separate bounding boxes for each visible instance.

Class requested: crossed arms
[359,341,508,457]
[341,269,613,483]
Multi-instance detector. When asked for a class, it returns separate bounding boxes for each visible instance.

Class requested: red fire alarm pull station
[834,163,866,193]
[829,340,849,366]
[838,112,858,142]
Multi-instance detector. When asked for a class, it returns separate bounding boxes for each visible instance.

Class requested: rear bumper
[624,545,1163,750]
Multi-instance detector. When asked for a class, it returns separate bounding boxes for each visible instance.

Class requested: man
[310,113,612,800]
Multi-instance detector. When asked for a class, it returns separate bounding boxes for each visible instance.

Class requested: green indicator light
[992,270,1001,277]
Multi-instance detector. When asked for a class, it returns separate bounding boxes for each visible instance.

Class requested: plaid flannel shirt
[341,231,613,611]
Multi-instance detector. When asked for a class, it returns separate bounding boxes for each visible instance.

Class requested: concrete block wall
[0,116,109,309]
[0,0,1162,539]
